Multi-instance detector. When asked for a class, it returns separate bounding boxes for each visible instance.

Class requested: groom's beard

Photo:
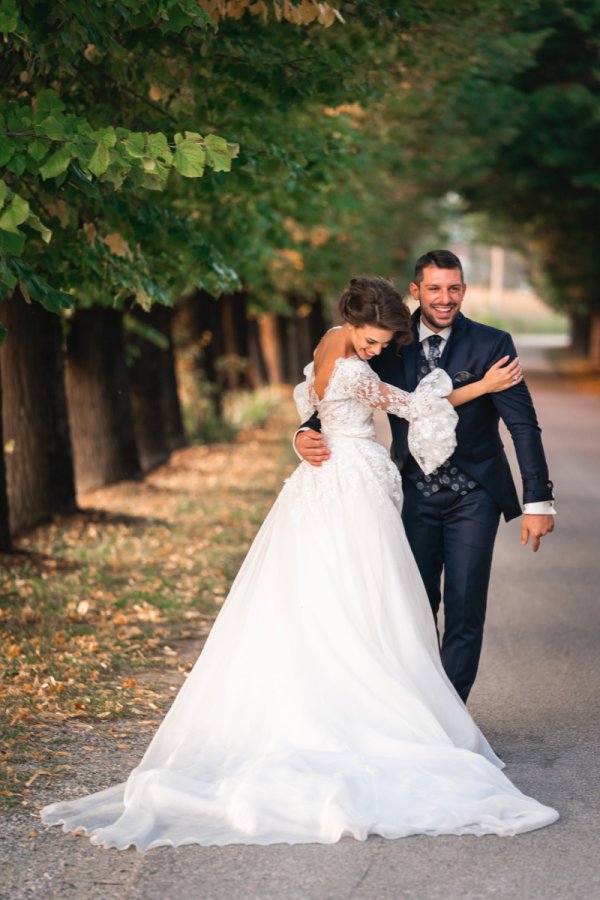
[418,296,460,331]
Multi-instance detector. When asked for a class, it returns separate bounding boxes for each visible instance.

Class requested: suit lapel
[439,312,466,375]
[397,311,468,388]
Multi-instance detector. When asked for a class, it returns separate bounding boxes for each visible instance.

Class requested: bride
[41,276,558,849]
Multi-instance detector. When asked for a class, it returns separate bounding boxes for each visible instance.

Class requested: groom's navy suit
[370,310,553,700]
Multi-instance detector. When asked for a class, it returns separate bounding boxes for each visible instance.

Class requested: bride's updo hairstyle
[339,275,412,346]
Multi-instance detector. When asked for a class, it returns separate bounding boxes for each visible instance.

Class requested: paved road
[2,353,599,899]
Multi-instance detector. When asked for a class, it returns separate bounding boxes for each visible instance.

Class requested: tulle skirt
[42,436,558,849]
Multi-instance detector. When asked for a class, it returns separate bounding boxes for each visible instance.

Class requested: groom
[296,249,555,702]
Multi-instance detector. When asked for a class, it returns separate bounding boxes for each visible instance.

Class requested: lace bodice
[293,355,457,475]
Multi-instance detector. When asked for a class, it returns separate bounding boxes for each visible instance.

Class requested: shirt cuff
[293,427,309,460]
[522,500,556,516]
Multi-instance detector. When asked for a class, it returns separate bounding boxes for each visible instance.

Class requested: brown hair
[338,275,412,346]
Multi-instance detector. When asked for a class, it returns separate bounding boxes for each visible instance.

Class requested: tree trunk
[588,312,600,365]
[569,311,591,357]
[278,313,301,384]
[156,307,186,452]
[308,293,327,350]
[128,305,185,473]
[184,290,224,413]
[246,317,268,387]
[0,369,11,551]
[274,295,326,385]
[295,298,318,376]
[213,293,252,392]
[66,307,140,494]
[258,313,283,384]
[0,290,76,535]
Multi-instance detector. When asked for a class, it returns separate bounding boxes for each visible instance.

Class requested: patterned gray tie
[427,334,442,370]
[414,333,478,496]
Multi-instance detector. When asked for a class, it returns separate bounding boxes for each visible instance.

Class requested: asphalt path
[1,350,599,899]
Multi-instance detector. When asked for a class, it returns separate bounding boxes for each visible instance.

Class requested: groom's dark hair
[414,250,464,284]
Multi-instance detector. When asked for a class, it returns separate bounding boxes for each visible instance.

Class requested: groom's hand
[521,514,555,552]
[296,429,330,467]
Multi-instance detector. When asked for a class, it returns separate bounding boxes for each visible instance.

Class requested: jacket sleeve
[489,333,554,504]
[299,411,321,433]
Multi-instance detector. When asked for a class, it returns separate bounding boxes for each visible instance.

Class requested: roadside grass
[0,388,298,810]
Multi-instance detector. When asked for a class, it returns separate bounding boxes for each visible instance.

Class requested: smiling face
[348,324,395,360]
[409,265,466,332]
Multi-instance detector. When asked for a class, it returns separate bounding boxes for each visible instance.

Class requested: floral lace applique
[293,356,457,476]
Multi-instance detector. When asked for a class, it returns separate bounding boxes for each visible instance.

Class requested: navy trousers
[401,480,502,702]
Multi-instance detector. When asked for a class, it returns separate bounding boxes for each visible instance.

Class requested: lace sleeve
[353,365,458,475]
[293,362,316,422]
[404,369,458,474]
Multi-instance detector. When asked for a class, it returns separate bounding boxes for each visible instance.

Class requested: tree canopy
[2,0,598,345]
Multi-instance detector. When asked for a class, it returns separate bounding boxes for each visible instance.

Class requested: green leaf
[36,115,67,141]
[0,136,15,167]
[88,142,110,176]
[18,279,31,304]
[27,138,51,163]
[0,257,17,292]
[5,153,26,177]
[93,127,117,149]
[35,90,66,117]
[173,134,206,178]
[0,180,7,208]
[123,133,146,158]
[0,0,18,35]
[36,284,74,313]
[26,214,52,244]
[39,146,73,179]
[13,267,74,313]
[0,195,29,233]
[0,229,25,256]
[204,134,233,172]
[147,132,171,161]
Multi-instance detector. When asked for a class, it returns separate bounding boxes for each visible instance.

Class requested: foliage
[0,0,513,334]
[393,0,600,316]
[0,0,240,317]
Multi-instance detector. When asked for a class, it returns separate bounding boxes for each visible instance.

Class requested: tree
[0,0,239,530]
[0,368,10,551]
[127,304,185,471]
[0,289,76,533]
[391,0,600,352]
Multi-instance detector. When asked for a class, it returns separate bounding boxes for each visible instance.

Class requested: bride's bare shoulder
[314,326,344,363]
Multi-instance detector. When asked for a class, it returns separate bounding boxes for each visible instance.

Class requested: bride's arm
[354,369,457,475]
[448,356,522,407]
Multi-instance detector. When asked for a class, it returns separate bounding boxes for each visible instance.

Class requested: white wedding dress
[41,357,558,849]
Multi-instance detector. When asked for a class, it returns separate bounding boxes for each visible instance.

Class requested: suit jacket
[370,311,553,521]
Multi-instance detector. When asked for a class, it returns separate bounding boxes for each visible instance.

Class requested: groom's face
[410,265,466,332]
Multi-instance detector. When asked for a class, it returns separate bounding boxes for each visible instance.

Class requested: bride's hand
[481,355,523,393]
